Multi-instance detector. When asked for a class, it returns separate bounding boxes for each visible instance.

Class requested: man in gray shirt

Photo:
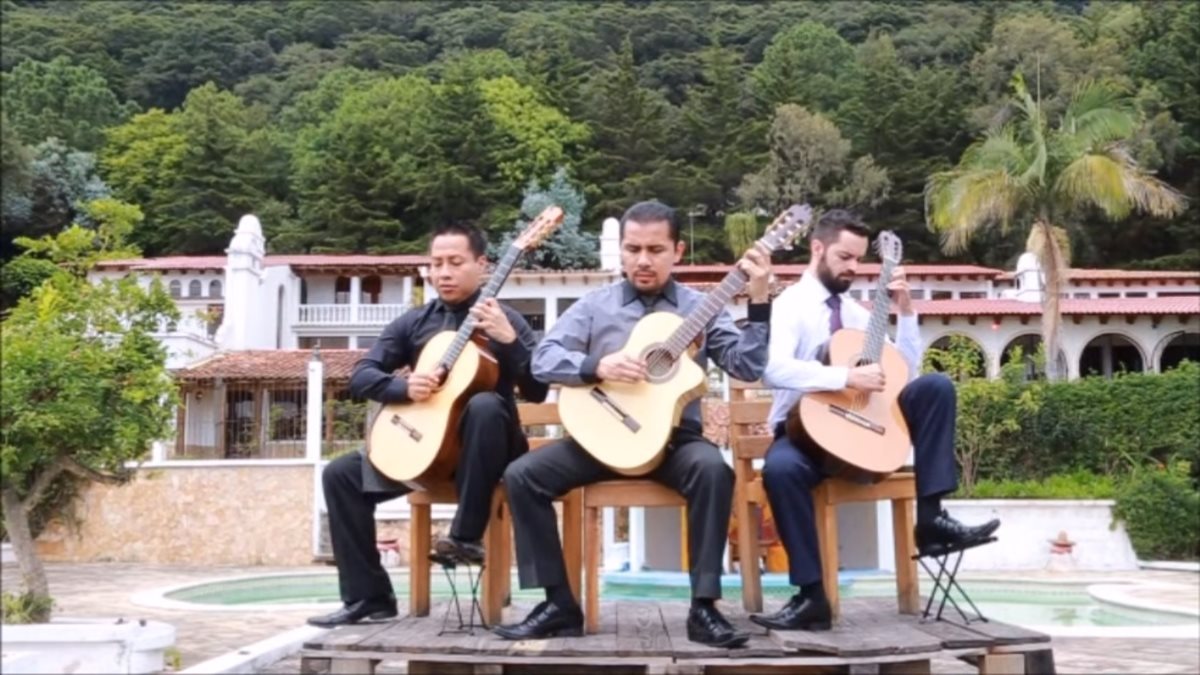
[493,201,772,647]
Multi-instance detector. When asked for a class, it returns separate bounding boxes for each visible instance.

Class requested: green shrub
[1113,461,1200,561]
[1,591,53,624]
[954,361,1200,484]
[963,470,1117,499]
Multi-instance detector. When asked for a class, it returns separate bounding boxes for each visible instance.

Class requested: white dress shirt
[764,271,923,428]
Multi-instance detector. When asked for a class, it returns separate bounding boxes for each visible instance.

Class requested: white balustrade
[296,304,408,326]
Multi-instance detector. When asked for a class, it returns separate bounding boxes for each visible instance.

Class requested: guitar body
[367,330,499,488]
[788,328,912,484]
[558,312,708,476]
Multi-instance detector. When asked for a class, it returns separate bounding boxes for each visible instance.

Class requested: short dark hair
[812,209,869,245]
[620,200,680,242]
[431,221,487,257]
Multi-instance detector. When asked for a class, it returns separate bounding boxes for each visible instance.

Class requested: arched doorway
[1159,332,1200,371]
[1079,333,1146,378]
[1001,334,1067,381]
[923,334,986,381]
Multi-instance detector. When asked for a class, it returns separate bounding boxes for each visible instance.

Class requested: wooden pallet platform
[300,598,1053,675]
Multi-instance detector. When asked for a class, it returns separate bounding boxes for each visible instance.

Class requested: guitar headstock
[875,230,903,265]
[513,205,565,251]
[758,204,813,253]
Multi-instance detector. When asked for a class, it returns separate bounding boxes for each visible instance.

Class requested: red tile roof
[901,297,1200,316]
[96,256,227,271]
[996,268,1200,282]
[174,349,367,382]
[95,254,428,272]
[674,263,1004,278]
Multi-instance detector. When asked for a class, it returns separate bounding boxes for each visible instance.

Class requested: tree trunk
[1034,220,1068,381]
[1,487,51,620]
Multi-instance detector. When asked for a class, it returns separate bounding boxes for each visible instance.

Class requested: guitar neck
[862,259,896,364]
[662,267,749,359]
[439,244,524,369]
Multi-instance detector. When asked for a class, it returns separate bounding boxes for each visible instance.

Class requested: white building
[91,214,1200,380]
[85,214,1199,573]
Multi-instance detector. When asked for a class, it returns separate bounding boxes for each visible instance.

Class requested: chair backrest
[517,401,561,450]
[729,380,773,461]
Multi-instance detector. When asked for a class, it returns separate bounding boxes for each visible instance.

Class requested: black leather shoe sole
[748,614,832,632]
[306,605,398,628]
[916,533,998,557]
[434,538,485,564]
[366,607,399,622]
[493,623,583,640]
[687,626,750,648]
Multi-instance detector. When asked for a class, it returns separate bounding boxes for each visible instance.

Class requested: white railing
[356,303,408,324]
[296,303,408,326]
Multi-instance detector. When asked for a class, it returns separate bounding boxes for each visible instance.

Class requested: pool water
[163,570,1193,629]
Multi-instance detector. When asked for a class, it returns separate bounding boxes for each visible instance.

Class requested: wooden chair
[407,401,583,625]
[729,379,920,617]
[582,481,686,634]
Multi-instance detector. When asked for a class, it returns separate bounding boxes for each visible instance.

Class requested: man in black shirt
[307,222,548,628]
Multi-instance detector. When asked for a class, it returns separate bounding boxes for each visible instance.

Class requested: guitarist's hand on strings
[597,353,648,384]
[737,246,773,304]
[470,298,518,345]
[847,363,886,393]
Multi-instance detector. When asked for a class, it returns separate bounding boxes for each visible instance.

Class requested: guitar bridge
[589,388,641,433]
[827,404,886,435]
[390,414,423,441]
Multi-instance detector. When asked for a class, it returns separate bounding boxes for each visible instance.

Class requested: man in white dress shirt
[749,209,1000,631]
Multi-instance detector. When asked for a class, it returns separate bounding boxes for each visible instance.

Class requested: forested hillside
[2,0,1195,269]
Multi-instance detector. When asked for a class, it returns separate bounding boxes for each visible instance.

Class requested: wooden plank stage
[300,597,1054,674]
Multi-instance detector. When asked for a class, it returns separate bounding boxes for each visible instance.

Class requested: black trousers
[504,427,733,600]
[322,392,520,604]
[761,373,960,586]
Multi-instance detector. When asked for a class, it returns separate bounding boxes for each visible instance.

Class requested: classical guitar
[786,230,912,484]
[558,204,813,476]
[367,206,564,488]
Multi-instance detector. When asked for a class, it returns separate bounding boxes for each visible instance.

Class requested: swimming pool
[149,569,1196,633]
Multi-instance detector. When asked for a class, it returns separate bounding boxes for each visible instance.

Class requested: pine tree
[494,167,598,270]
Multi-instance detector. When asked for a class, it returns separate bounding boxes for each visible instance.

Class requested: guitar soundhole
[642,346,676,381]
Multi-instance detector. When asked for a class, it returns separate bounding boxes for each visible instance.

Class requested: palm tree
[925,72,1186,380]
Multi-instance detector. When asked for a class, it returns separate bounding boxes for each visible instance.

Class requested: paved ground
[3,561,1197,673]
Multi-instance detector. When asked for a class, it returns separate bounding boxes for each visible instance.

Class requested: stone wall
[36,465,317,566]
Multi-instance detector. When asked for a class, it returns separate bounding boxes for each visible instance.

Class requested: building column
[985,350,1002,380]
[402,275,414,309]
[629,507,645,573]
[544,296,559,333]
[1064,342,1082,380]
[349,275,362,322]
[307,352,325,557]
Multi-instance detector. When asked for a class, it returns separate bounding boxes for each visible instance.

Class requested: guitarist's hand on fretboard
[469,298,518,344]
[737,246,773,303]
[886,265,914,315]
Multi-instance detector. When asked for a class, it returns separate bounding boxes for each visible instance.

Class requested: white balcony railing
[296,303,409,326]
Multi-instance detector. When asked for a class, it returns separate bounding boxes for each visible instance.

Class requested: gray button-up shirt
[532,278,771,432]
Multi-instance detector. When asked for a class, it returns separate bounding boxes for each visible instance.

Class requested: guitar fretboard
[861,257,897,365]
[662,267,749,359]
[438,244,522,370]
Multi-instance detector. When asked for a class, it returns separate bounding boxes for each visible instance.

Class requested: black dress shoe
[915,510,1001,554]
[687,604,749,648]
[749,594,832,631]
[307,596,398,628]
[493,600,583,640]
[434,536,485,563]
